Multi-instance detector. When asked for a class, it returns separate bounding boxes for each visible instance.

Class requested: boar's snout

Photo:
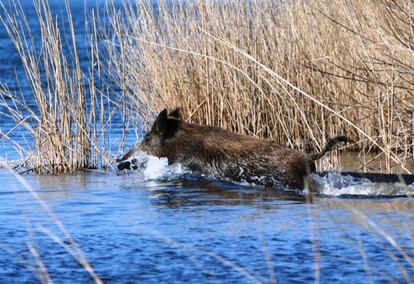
[117,158,138,171]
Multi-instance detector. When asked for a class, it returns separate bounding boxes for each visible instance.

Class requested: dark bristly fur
[118,108,348,189]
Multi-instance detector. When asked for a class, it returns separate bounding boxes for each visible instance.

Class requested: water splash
[119,153,414,197]
[312,172,414,197]
[118,151,190,182]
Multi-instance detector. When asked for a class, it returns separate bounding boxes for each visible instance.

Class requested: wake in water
[117,151,414,197]
[312,172,414,197]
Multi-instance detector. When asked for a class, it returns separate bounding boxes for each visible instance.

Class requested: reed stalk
[104,0,414,173]
[1,0,414,174]
[0,0,117,173]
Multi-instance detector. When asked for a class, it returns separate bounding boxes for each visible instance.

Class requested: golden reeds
[0,0,117,173]
[105,0,414,173]
[1,0,413,174]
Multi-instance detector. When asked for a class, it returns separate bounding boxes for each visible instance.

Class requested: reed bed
[104,0,414,173]
[0,0,413,173]
[0,0,120,173]
[1,2,413,282]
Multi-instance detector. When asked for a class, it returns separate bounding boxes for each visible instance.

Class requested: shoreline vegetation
[0,2,413,283]
[0,0,413,174]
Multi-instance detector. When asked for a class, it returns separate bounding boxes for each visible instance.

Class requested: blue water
[0,1,414,283]
[1,170,414,283]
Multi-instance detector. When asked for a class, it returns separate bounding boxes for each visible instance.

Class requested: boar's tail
[310,136,349,161]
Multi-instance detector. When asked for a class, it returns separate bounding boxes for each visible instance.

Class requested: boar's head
[139,108,181,157]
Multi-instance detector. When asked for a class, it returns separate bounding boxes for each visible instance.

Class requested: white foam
[312,172,414,197]
[120,154,414,197]
[120,151,190,182]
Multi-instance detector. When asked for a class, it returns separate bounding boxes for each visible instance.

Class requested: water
[0,156,413,283]
[1,1,414,283]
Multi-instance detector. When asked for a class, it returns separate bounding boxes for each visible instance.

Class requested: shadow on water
[142,179,307,208]
[118,170,414,212]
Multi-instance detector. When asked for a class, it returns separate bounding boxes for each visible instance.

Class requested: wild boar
[117,108,348,190]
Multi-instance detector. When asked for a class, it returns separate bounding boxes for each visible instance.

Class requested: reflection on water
[0,170,413,283]
[147,179,306,208]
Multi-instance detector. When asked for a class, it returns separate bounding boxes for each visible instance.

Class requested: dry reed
[1,2,413,282]
[0,0,118,173]
[104,0,414,173]
[1,0,413,174]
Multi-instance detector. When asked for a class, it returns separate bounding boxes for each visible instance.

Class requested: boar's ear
[168,108,181,119]
[151,109,168,134]
[164,117,181,139]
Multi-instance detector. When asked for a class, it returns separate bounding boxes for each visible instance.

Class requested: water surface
[0,168,413,283]
[0,1,414,283]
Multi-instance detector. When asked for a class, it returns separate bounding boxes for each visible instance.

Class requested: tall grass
[1,0,413,173]
[105,0,414,173]
[0,0,118,173]
[1,2,413,282]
